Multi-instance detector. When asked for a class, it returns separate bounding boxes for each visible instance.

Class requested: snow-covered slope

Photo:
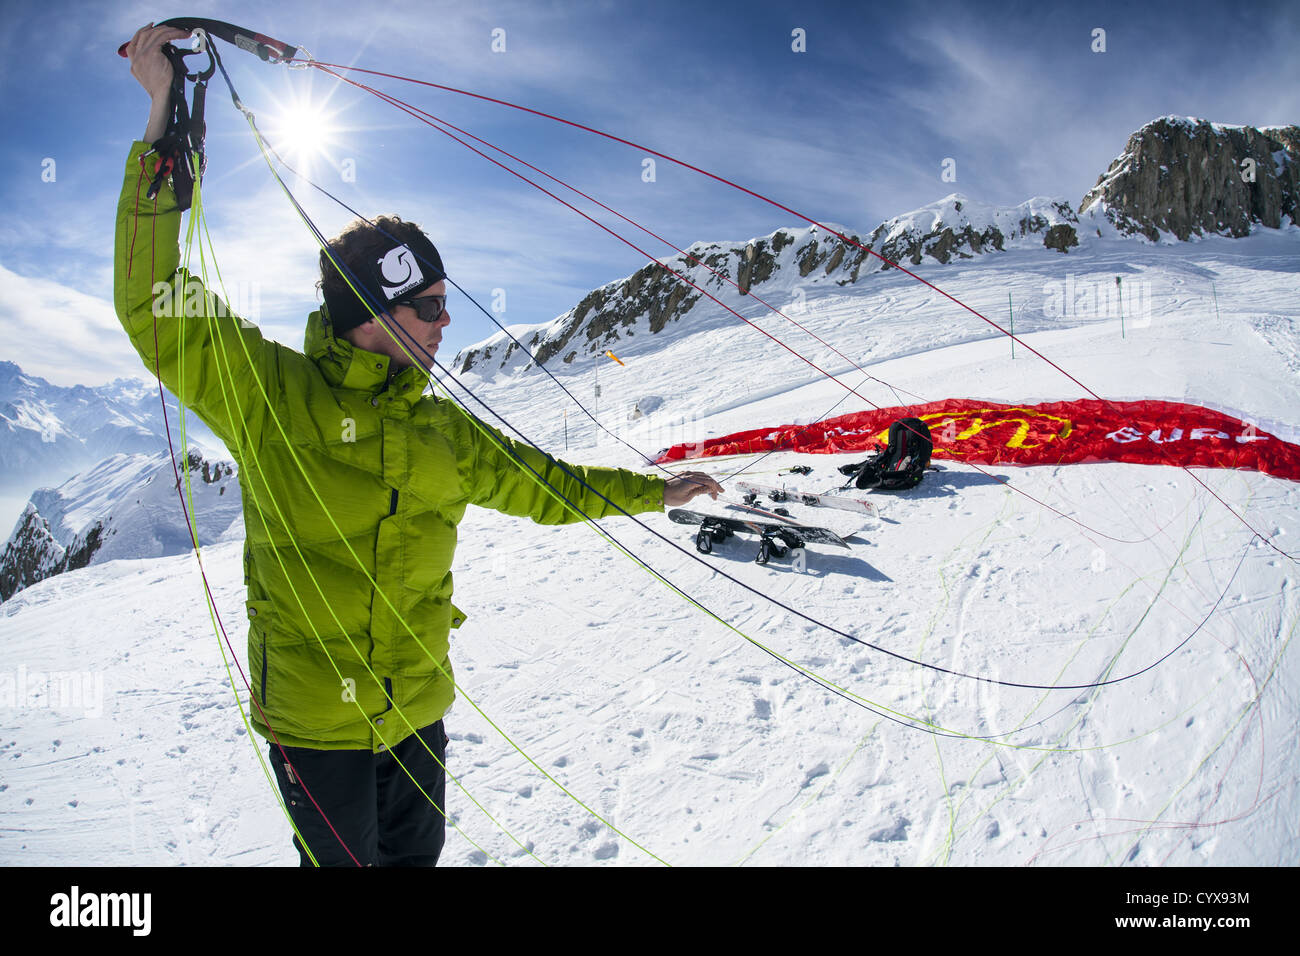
[1,220,1296,866]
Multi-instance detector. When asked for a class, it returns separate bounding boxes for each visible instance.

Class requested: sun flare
[265,98,339,175]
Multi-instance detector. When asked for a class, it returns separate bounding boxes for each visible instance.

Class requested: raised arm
[127,23,187,142]
[114,23,279,447]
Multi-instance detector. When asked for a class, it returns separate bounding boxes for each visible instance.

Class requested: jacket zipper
[389,488,398,515]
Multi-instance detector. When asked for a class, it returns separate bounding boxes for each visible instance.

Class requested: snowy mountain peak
[1,449,240,603]
[866,193,1082,266]
[0,361,222,499]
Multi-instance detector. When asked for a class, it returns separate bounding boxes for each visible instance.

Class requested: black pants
[268,721,448,867]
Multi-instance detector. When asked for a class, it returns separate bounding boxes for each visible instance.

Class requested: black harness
[118,18,301,211]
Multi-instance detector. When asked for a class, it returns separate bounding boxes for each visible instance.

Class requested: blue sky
[1,0,1297,386]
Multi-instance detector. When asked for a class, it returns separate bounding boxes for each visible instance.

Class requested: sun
[264,95,341,176]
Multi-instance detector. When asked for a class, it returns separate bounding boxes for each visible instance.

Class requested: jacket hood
[305,305,430,397]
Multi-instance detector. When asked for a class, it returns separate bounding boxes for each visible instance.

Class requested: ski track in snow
[1,232,1298,866]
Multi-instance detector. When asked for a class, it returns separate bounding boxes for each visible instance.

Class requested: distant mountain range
[0,360,220,498]
[453,116,1298,378]
[1,326,229,601]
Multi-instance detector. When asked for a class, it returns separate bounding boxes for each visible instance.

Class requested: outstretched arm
[456,415,668,524]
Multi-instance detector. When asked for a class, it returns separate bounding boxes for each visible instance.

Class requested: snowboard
[667,508,850,564]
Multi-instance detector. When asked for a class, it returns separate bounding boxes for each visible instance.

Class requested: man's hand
[663,471,723,508]
[123,22,193,142]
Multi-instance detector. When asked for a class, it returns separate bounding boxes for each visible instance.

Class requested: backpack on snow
[839,417,933,490]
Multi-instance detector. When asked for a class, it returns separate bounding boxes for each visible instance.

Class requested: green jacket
[113,141,665,752]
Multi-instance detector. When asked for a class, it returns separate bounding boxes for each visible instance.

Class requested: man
[119,24,721,866]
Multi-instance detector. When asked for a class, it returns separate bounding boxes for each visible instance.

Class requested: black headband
[324,233,446,335]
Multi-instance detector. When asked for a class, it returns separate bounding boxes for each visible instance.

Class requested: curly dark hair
[318,215,441,335]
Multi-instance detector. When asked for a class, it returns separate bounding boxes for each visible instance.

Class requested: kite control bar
[117,17,299,62]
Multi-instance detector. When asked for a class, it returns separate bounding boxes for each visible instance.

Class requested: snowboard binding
[756,527,802,564]
[695,518,734,554]
[694,517,804,564]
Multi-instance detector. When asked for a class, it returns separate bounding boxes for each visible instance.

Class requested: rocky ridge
[1080,116,1298,241]
[454,116,1296,379]
[455,196,1081,377]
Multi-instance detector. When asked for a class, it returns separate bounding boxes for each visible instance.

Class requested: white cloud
[889,8,1300,209]
[0,261,147,387]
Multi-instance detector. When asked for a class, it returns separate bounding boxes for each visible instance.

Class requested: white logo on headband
[377,245,425,300]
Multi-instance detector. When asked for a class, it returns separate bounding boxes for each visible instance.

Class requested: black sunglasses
[397,294,447,323]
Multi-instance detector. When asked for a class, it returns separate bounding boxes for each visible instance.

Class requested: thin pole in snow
[1008,291,1015,359]
[1116,275,1125,339]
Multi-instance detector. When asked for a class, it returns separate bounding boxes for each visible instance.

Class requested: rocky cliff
[1079,116,1298,240]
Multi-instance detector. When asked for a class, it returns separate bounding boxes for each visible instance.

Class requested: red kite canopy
[655,398,1300,481]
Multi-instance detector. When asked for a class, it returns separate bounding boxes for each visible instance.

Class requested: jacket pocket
[247,600,274,707]
[260,635,269,709]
